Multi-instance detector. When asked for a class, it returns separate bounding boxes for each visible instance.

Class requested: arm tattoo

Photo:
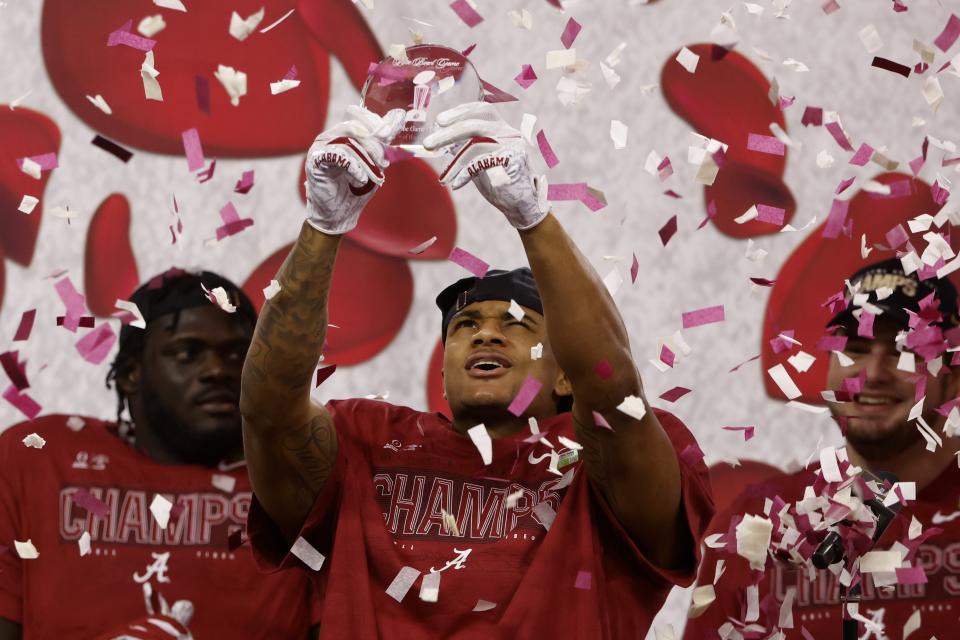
[572,411,619,510]
[281,412,339,510]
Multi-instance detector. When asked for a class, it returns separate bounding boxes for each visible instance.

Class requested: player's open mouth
[852,394,899,415]
[465,353,513,378]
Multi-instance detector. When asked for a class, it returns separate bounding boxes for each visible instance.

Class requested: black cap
[827,258,960,330]
[436,267,542,342]
[119,268,257,348]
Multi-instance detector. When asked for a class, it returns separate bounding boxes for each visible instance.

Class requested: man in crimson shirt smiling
[240,102,714,639]
[683,259,960,639]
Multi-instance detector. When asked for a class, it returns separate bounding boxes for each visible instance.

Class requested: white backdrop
[3,0,960,635]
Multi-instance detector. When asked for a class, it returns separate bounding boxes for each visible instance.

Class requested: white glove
[423,102,548,231]
[304,105,406,235]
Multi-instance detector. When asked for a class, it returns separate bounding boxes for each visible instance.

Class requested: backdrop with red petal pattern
[2,1,960,635]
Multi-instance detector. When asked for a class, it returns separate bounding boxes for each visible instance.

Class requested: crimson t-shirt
[248,398,714,640]
[0,414,319,639]
[682,461,960,639]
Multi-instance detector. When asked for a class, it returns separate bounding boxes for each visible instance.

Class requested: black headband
[436,267,543,343]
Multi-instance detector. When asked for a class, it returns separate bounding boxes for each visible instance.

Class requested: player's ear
[117,357,141,397]
[553,368,572,398]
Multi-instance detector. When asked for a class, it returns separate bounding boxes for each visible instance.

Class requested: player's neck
[845,435,959,493]
[451,413,528,439]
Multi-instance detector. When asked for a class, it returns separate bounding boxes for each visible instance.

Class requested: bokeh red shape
[84,193,140,316]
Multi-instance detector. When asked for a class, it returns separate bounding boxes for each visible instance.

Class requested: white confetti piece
[154,0,187,11]
[687,584,716,618]
[149,494,173,529]
[14,539,39,559]
[816,149,835,168]
[419,571,441,602]
[20,157,41,180]
[78,531,91,557]
[767,364,801,400]
[473,599,497,612]
[782,57,809,72]
[137,14,166,37]
[819,446,842,482]
[408,236,437,255]
[610,120,628,149]
[617,395,647,421]
[787,351,815,373]
[263,279,281,300]
[270,79,301,95]
[530,343,543,360]
[599,62,621,89]
[66,416,86,431]
[532,502,557,530]
[903,609,921,639]
[85,94,112,115]
[602,268,623,297]
[114,298,146,329]
[507,299,525,321]
[21,433,45,449]
[214,64,248,106]
[141,51,163,101]
[923,76,944,111]
[211,474,236,493]
[520,113,537,145]
[546,48,577,69]
[203,285,237,313]
[858,24,883,53]
[676,47,699,73]
[467,424,492,465]
[654,623,676,640]
[908,515,922,540]
[290,536,326,570]
[508,9,532,29]
[860,550,902,573]
[557,435,582,450]
[18,195,38,214]
[386,566,421,603]
[229,7,265,41]
[735,514,772,570]
[259,8,295,33]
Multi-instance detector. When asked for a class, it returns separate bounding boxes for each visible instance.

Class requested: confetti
[536,130,559,168]
[872,56,911,78]
[722,426,755,441]
[290,536,326,571]
[141,51,163,101]
[137,15,166,37]
[78,531,91,557]
[85,94,112,114]
[154,0,187,11]
[532,502,557,530]
[229,7,265,41]
[71,488,109,516]
[821,199,850,239]
[13,310,36,342]
[203,285,237,313]
[419,571,441,602]
[260,8,295,33]
[271,78,301,95]
[108,19,157,51]
[616,395,647,421]
[508,376,543,417]
[514,64,537,89]
[449,0,483,27]
[681,305,724,329]
[546,48,577,69]
[574,570,592,590]
[181,128,205,172]
[467,424,492,465]
[858,24,883,53]
[473,600,497,612]
[767,364,802,399]
[75,324,117,365]
[14,540,38,560]
[92,134,134,162]
[215,202,254,240]
[547,183,607,211]
[610,120,628,149]
[3,385,41,420]
[214,64,247,106]
[195,75,211,113]
[747,133,786,156]
[211,474,236,493]
[386,566,422,602]
[315,364,337,388]
[735,514,772,570]
[676,47,699,73]
[934,14,960,52]
[630,254,639,283]
[21,433,45,449]
[149,494,173,528]
[658,215,678,246]
[448,247,489,277]
[659,387,691,402]
[233,170,255,194]
[560,18,581,49]
[17,195,38,215]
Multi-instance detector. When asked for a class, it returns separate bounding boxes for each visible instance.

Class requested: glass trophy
[361,44,484,159]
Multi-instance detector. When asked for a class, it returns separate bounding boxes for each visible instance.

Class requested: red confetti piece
[283,65,299,81]
[480,79,518,103]
[514,64,537,89]
[895,566,928,584]
[729,353,760,372]
[234,170,255,194]
[885,224,909,248]
[871,56,911,78]
[593,359,613,380]
[536,129,560,168]
[659,387,691,403]
[0,351,28,390]
[195,75,210,113]
[824,120,854,152]
[746,133,785,156]
[449,0,484,28]
[750,277,776,287]
[835,177,855,195]
[801,106,823,127]
[181,128,205,172]
[630,254,639,283]
[547,183,606,212]
[722,425,755,441]
[658,215,678,246]
[314,364,337,388]
[71,488,110,516]
[934,14,960,52]
[3,384,41,420]
[507,376,543,417]
[821,199,850,239]
[679,443,705,467]
[682,305,725,328]
[448,247,489,277]
[822,0,840,14]
[13,310,36,342]
[659,344,675,367]
[560,18,581,49]
[91,135,133,162]
[215,202,254,240]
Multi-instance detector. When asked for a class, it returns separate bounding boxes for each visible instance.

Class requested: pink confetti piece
[885,224,909,248]
[283,65,299,81]
[181,128,205,172]
[547,183,607,212]
[448,247,489,277]
[71,488,110,517]
[770,331,797,354]
[909,155,925,176]
[195,75,211,113]
[729,353,760,372]
[514,64,538,89]
[816,335,847,351]
[574,570,592,589]
[659,386,691,402]
[756,204,785,225]
[480,79,518,104]
[659,344,675,367]
[581,187,607,211]
[107,19,156,51]
[593,359,613,380]
[384,146,414,163]
[16,152,58,171]
[658,215,678,246]
[849,143,874,166]
[450,0,484,28]
[0,351,28,390]
[536,130,560,168]
[746,133,785,156]
[835,177,855,195]
[932,180,950,205]
[697,200,717,230]
[895,566,928,584]
[657,156,673,181]
[196,158,217,184]
[508,376,543,416]
[54,277,88,333]
[630,254,639,283]
[680,443,705,467]
[934,14,960,52]
[560,18,581,49]
[825,121,854,152]
[722,426,756,441]
[215,202,254,240]
[3,385,41,420]
[13,310,36,342]
[234,170,255,194]
[858,311,876,339]
[682,305,725,329]
[801,106,823,127]
[592,411,613,430]
[821,199,850,239]
[822,0,840,14]
[75,323,117,365]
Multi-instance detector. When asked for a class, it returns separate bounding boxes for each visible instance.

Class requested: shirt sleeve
[246,402,351,573]
[587,409,715,589]
[0,428,24,623]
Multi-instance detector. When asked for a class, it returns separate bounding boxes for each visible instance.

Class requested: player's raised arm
[240,106,404,543]
[424,103,688,570]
